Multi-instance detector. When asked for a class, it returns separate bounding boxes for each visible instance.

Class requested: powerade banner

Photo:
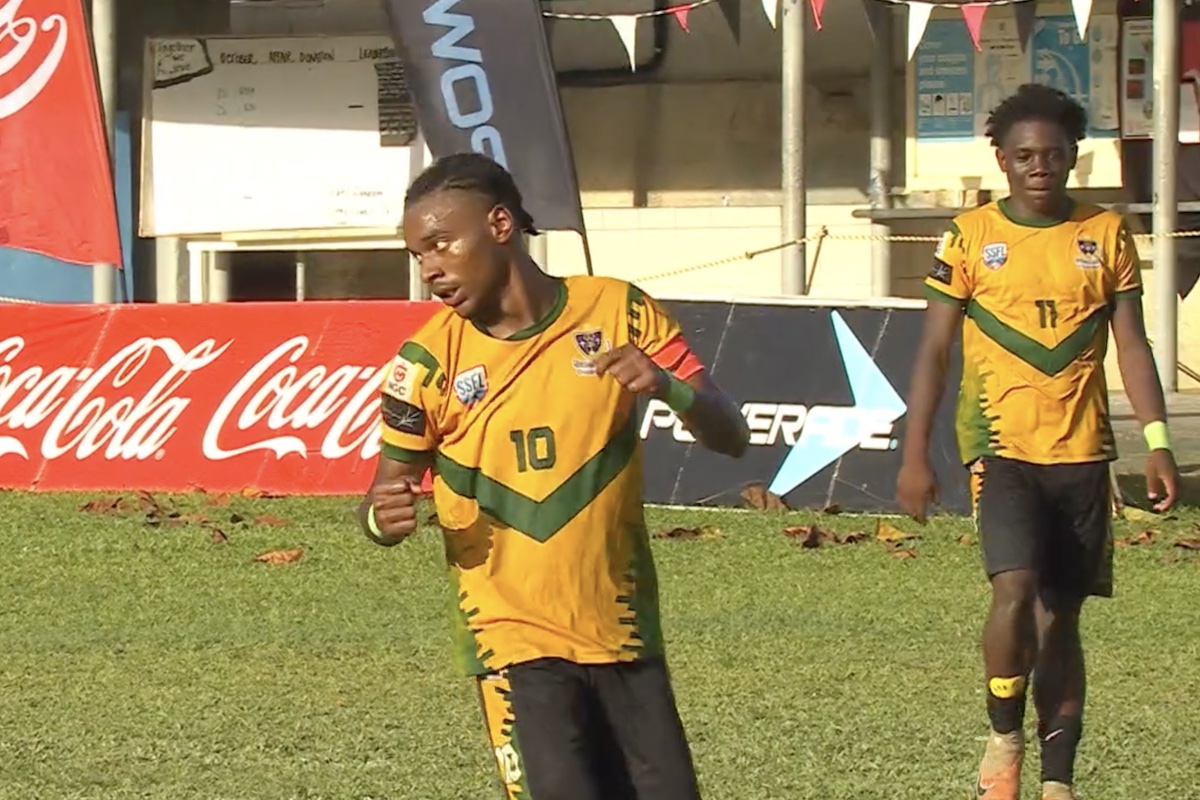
[383,0,586,234]
[643,301,969,515]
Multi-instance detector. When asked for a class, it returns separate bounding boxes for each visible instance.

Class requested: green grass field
[0,490,1197,800]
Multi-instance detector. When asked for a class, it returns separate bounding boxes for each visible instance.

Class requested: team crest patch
[981,243,1008,270]
[572,328,609,376]
[1075,238,1103,269]
[453,365,488,406]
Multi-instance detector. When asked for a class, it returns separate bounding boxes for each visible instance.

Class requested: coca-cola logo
[0,336,228,461]
[0,0,68,120]
[202,336,386,462]
[0,334,388,465]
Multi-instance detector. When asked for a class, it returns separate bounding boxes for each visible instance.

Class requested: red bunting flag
[671,5,690,31]
[961,3,988,52]
[810,0,826,30]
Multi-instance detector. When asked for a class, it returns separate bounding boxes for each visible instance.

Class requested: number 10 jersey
[379,275,704,677]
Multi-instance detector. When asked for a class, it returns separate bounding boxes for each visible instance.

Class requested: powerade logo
[423,0,508,167]
[639,311,907,497]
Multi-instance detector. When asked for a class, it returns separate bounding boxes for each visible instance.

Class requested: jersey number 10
[509,427,558,472]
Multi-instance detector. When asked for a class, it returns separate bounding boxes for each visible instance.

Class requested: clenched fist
[594,344,669,397]
[368,478,424,545]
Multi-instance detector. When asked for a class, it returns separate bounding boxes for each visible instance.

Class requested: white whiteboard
[140,35,418,237]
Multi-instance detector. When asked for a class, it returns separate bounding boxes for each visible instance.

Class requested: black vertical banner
[383,0,586,234]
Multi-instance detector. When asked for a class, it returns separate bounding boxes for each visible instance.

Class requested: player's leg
[1030,462,1114,800]
[478,659,604,800]
[587,657,703,800]
[972,457,1046,800]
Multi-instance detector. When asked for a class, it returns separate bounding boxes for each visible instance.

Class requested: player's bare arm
[1110,296,1180,511]
[594,343,750,458]
[896,299,962,522]
[358,453,430,546]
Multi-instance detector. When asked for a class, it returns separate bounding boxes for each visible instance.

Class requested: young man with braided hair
[897,84,1180,800]
[357,152,749,799]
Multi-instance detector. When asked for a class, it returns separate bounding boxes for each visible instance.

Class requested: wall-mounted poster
[1121,18,1200,143]
[914,14,1118,142]
[906,9,1123,192]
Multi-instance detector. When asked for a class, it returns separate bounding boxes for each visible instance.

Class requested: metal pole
[781,0,807,295]
[868,5,893,299]
[1152,0,1180,393]
[91,0,117,304]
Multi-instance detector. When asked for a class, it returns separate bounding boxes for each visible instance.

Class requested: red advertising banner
[0,0,123,266]
[0,301,438,494]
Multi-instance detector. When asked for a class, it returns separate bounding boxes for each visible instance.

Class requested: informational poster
[1122,18,1200,143]
[915,21,976,140]
[914,14,1119,142]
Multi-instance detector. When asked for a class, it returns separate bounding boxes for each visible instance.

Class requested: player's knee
[990,569,1038,620]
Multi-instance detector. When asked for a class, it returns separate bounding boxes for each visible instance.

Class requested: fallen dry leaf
[957,534,974,546]
[253,547,304,565]
[178,513,211,525]
[240,487,283,499]
[822,504,842,515]
[210,528,229,545]
[741,484,789,512]
[134,491,163,513]
[655,525,721,541]
[890,548,918,560]
[1130,530,1155,546]
[875,520,916,544]
[840,530,868,544]
[205,493,232,507]
[79,496,131,515]
[1173,538,1200,551]
[783,525,835,549]
[254,514,290,527]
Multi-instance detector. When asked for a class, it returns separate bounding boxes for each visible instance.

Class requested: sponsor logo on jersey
[572,328,608,376]
[1075,238,1103,269]
[383,354,419,400]
[639,311,907,498]
[453,365,488,406]
[982,242,1008,270]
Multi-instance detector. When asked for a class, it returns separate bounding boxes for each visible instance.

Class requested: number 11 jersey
[379,275,704,677]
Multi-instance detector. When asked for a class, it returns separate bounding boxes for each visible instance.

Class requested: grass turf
[0,490,1197,800]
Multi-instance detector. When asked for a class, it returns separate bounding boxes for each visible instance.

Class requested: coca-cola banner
[0,302,436,494]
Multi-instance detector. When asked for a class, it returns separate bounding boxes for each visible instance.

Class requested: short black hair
[404,152,538,235]
[984,83,1088,148]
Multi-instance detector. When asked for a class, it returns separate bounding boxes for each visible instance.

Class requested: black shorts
[969,456,1114,603]
[476,657,701,800]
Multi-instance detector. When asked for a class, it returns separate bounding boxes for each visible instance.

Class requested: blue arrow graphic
[767,311,907,497]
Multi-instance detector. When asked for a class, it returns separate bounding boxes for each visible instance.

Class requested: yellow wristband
[366,504,383,536]
[1143,420,1172,452]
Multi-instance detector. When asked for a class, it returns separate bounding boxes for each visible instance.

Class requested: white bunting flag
[762,0,779,29]
[611,15,639,70]
[907,1,934,61]
[1071,0,1093,41]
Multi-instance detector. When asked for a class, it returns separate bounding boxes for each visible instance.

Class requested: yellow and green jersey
[924,199,1143,466]
[379,275,704,676]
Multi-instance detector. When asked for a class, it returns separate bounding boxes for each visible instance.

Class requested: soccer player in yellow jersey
[356,153,750,800]
[896,84,1180,800]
